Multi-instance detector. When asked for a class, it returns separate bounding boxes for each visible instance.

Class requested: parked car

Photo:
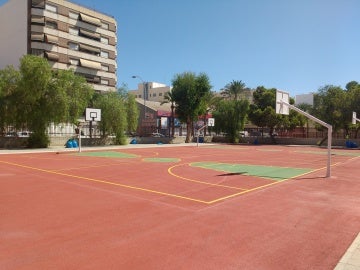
[5,132,17,137]
[239,131,249,137]
[17,131,32,137]
[151,132,165,137]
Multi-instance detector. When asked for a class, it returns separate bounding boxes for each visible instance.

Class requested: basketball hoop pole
[196,124,207,147]
[78,126,82,153]
[279,100,332,178]
[196,118,215,147]
[77,121,83,153]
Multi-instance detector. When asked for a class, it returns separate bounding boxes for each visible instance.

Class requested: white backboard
[276,90,289,115]
[207,118,215,127]
[85,108,101,121]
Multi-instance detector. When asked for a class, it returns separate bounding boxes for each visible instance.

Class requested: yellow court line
[0,160,210,204]
[207,180,287,204]
[207,166,322,204]
[168,163,248,191]
[332,155,360,166]
[2,154,348,205]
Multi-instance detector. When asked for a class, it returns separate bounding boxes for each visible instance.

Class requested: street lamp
[132,75,148,134]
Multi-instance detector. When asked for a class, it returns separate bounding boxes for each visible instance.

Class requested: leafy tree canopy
[171,72,211,142]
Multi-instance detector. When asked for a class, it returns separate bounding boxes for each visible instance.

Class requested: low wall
[0,137,28,148]
[212,136,360,147]
[0,136,359,149]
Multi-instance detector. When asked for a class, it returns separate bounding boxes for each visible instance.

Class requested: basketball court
[1,144,360,269]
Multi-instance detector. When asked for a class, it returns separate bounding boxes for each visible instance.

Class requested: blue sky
[2,0,360,95]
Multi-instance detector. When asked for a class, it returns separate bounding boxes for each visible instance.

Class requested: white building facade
[129,82,172,102]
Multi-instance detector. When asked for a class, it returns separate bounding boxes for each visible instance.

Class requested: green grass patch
[191,162,312,181]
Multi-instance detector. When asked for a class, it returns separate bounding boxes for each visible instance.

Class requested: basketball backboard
[85,108,101,121]
[276,90,289,115]
[207,118,215,127]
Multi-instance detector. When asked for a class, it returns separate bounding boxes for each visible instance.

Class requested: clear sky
[2,0,360,95]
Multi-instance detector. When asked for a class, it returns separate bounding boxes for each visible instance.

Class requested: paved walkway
[335,233,360,270]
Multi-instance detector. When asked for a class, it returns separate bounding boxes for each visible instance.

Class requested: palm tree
[161,91,176,137]
[221,80,246,100]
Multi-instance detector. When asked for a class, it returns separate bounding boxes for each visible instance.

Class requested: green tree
[295,103,313,137]
[117,83,139,135]
[125,93,139,134]
[0,66,20,133]
[312,85,349,133]
[221,80,246,100]
[171,72,212,143]
[213,99,249,143]
[345,81,360,137]
[15,55,56,147]
[248,86,281,136]
[54,69,94,124]
[9,55,94,147]
[93,92,127,144]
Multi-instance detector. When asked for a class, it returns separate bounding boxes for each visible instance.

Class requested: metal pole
[196,124,207,147]
[280,100,332,178]
[78,126,82,153]
[326,126,332,177]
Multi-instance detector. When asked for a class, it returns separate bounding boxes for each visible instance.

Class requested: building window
[31,48,44,56]
[45,3,57,13]
[31,33,45,42]
[32,0,45,8]
[69,27,78,36]
[101,22,109,29]
[100,51,109,58]
[101,65,109,72]
[31,16,45,25]
[45,52,59,61]
[68,42,79,50]
[69,11,78,19]
[153,93,156,97]
[80,74,100,83]
[100,37,109,45]
[79,59,102,70]
[79,13,102,27]
[79,44,101,56]
[46,35,58,44]
[69,58,79,66]
[101,79,109,85]
[79,28,101,41]
[45,20,58,29]
[159,93,163,96]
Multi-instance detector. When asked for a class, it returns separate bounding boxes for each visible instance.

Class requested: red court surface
[1,144,359,269]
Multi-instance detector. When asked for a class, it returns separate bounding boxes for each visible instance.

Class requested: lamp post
[132,75,147,134]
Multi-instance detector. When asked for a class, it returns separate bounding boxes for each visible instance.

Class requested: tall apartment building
[0,0,117,92]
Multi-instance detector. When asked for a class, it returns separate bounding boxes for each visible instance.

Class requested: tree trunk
[185,117,192,143]
[171,105,175,137]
